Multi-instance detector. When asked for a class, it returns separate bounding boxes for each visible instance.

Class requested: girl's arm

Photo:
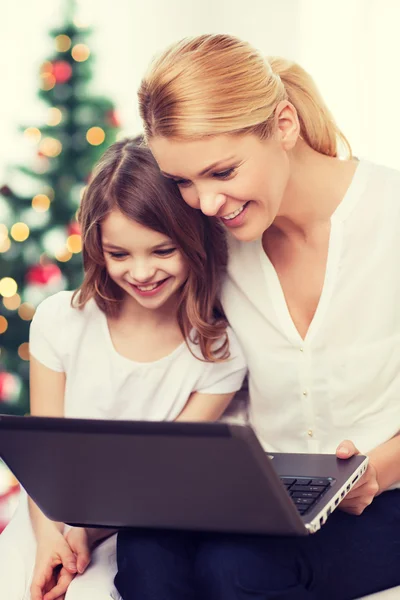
[28,356,66,539]
[29,357,85,600]
[176,391,235,422]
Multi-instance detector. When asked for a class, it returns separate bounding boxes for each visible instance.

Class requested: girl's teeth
[222,203,246,220]
[137,282,160,291]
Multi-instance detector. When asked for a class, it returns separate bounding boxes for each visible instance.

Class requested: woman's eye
[155,247,176,256]
[213,168,235,179]
[175,179,192,188]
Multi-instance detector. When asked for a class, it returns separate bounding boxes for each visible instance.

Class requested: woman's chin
[227,222,265,243]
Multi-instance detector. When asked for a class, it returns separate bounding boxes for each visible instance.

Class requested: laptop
[0,415,368,535]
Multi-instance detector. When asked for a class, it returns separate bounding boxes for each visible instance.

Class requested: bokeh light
[0,237,11,253]
[86,127,105,146]
[55,248,73,262]
[10,223,29,242]
[71,43,90,62]
[39,137,63,158]
[55,34,71,52]
[32,194,51,212]
[47,107,63,126]
[24,127,41,144]
[0,278,18,298]
[0,316,8,334]
[40,72,56,91]
[3,294,21,311]
[66,234,82,253]
[18,343,30,361]
[18,303,35,321]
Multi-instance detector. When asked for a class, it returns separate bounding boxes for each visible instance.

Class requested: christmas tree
[0,3,120,415]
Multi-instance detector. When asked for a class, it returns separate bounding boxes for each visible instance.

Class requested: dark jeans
[115,490,400,600]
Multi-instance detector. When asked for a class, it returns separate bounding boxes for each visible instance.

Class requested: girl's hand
[30,530,77,600]
[64,527,92,574]
[336,439,380,515]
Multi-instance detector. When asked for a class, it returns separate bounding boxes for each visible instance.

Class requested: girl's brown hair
[73,137,229,361]
[139,34,351,158]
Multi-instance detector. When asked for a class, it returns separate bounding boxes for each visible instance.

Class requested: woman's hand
[30,529,77,600]
[336,439,380,515]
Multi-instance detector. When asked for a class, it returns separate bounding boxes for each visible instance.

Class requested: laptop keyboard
[280,476,332,516]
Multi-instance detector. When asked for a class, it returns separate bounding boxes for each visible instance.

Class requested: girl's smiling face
[101,209,189,310]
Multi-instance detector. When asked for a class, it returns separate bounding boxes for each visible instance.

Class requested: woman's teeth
[222,203,246,220]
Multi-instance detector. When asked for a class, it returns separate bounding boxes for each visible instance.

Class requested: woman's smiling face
[149,131,292,242]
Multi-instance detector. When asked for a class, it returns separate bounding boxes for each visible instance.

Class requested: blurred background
[1,0,400,525]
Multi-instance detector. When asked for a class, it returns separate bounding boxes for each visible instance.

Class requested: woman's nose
[198,192,226,216]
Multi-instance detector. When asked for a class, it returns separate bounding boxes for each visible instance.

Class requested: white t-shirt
[222,159,400,455]
[29,291,247,421]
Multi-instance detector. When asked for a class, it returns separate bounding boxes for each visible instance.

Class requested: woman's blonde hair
[139,34,351,158]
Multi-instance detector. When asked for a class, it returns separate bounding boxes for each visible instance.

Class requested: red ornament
[106,109,120,128]
[52,61,73,84]
[26,263,62,286]
[0,372,18,403]
[0,185,12,197]
[67,221,81,236]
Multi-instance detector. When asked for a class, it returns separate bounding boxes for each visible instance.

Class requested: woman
[115,35,400,599]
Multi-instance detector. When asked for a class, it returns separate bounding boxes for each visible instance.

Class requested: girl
[114,35,400,600]
[0,138,247,600]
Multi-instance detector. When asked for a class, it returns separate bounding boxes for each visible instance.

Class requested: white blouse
[222,159,400,455]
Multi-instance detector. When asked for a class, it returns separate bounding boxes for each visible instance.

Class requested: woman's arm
[176,391,234,422]
[367,432,400,491]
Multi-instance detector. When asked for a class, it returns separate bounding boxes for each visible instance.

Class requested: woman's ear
[274,100,300,151]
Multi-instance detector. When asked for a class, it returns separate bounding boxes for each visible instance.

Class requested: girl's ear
[274,100,300,151]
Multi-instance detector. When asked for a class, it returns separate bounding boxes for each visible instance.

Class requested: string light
[10,223,29,242]
[0,278,18,298]
[24,128,41,144]
[47,107,63,126]
[55,34,71,52]
[0,316,8,334]
[66,234,82,253]
[86,127,105,146]
[3,294,21,311]
[71,44,90,62]
[32,194,51,212]
[18,343,30,361]
[18,303,35,321]
[39,137,62,158]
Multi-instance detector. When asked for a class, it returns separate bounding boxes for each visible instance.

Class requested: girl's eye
[212,167,236,179]
[155,247,176,256]
[108,252,127,259]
